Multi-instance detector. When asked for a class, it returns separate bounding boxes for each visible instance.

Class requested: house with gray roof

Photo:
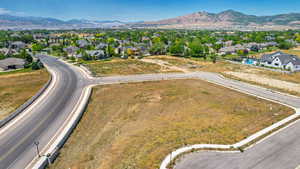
[87,50,105,59]
[76,50,106,59]
[260,51,300,72]
[63,46,79,57]
[0,58,26,71]
[95,43,107,50]
[219,42,278,56]
[219,44,246,55]
[76,40,90,48]
[11,41,26,51]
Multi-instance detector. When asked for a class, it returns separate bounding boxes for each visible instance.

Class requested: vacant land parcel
[148,55,300,95]
[84,59,178,77]
[0,69,49,120]
[51,79,293,169]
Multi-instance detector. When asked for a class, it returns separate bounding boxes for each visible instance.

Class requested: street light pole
[33,141,53,166]
[34,141,41,158]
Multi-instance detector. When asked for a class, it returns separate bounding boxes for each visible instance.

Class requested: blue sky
[1,0,300,21]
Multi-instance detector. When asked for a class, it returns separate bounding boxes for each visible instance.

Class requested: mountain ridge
[131,10,300,30]
[1,10,300,30]
[0,14,126,30]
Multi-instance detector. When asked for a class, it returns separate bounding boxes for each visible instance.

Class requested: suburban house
[33,34,48,42]
[219,44,246,55]
[218,42,278,55]
[76,40,90,48]
[95,43,107,50]
[63,46,79,57]
[11,41,26,51]
[0,58,26,71]
[87,50,105,59]
[260,51,300,72]
[76,50,106,59]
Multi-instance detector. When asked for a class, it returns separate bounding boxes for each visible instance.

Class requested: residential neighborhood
[2,29,300,73]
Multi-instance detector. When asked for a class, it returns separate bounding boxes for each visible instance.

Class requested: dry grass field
[51,79,293,169]
[281,49,300,57]
[148,55,300,95]
[148,55,247,73]
[0,69,49,120]
[85,59,178,77]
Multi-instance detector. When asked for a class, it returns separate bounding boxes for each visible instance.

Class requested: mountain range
[1,10,300,30]
[0,15,125,30]
[131,10,300,30]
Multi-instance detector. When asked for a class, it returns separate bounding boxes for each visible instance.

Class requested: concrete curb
[0,70,52,128]
[160,73,300,169]
[79,64,94,79]
[217,72,300,100]
[24,60,95,169]
[26,85,93,169]
[160,113,300,169]
[196,73,298,110]
[16,56,94,169]
[58,58,95,80]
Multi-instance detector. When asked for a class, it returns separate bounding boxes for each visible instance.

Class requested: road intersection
[0,55,300,169]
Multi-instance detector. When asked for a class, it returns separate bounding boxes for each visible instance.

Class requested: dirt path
[141,58,190,73]
[226,71,300,93]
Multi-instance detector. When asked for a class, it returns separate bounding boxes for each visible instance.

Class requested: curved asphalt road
[1,56,300,169]
[0,55,91,169]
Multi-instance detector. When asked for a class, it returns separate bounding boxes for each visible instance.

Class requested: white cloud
[0,8,27,16]
[14,11,27,16]
[0,8,12,15]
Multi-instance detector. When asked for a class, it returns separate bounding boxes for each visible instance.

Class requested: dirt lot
[84,55,300,93]
[147,55,250,73]
[148,55,300,95]
[84,59,179,76]
[226,71,300,94]
[281,49,300,57]
[0,69,49,120]
[51,79,293,169]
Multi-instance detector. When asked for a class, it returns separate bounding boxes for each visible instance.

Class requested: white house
[260,51,300,72]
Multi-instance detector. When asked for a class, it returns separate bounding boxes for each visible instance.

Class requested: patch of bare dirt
[226,71,300,93]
